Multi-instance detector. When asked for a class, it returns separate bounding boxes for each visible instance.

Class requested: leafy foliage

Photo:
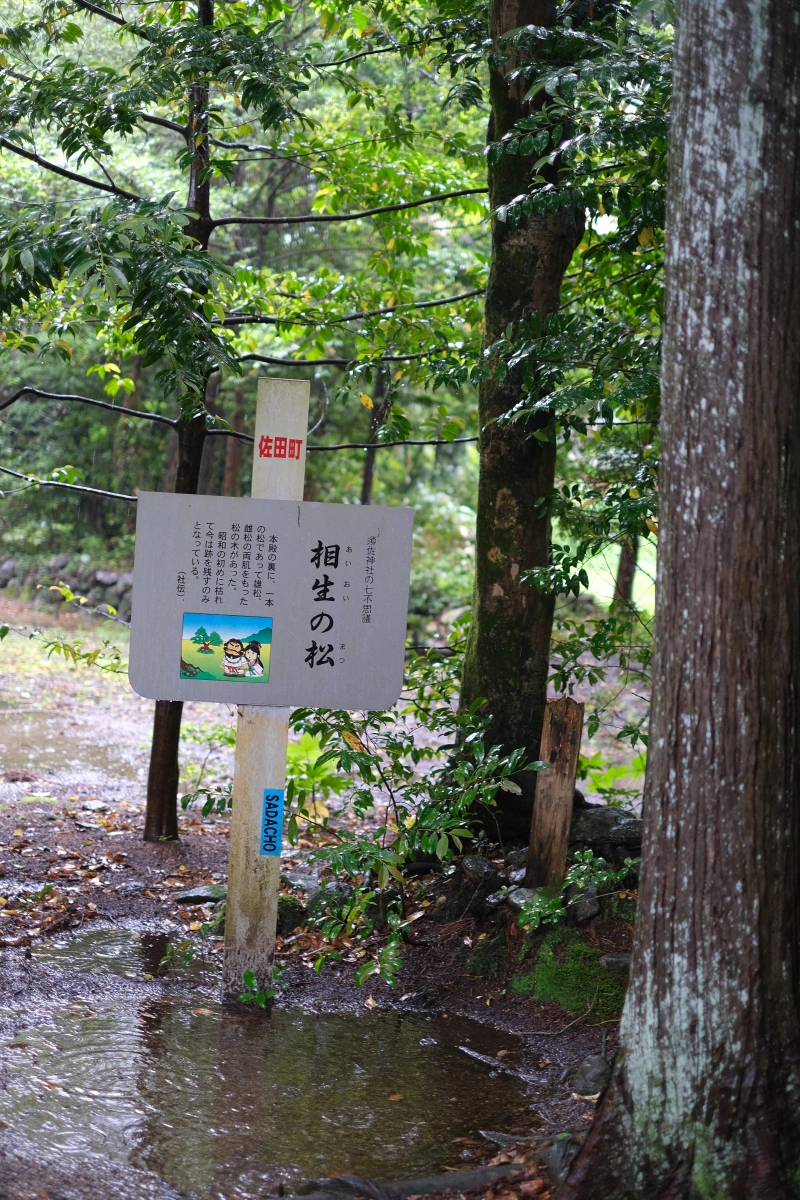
[517,850,640,933]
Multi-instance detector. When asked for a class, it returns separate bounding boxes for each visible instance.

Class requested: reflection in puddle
[6,934,532,1198]
[35,930,194,979]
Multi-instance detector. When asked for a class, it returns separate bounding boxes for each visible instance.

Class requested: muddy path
[0,600,629,1200]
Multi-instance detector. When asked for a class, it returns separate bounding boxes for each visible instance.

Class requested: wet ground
[2,932,534,1199]
[0,598,626,1199]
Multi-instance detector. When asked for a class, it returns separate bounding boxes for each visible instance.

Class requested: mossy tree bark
[559,1,800,1194]
[460,0,583,761]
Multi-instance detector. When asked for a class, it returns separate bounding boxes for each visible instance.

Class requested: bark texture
[613,535,638,605]
[460,0,583,759]
[143,413,207,841]
[559,2,800,1195]
[360,370,388,506]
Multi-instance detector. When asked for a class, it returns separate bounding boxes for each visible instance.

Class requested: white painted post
[222,377,310,999]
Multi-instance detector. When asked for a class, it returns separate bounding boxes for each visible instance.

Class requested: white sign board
[129,493,414,709]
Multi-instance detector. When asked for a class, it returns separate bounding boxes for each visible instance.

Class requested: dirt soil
[0,598,634,1200]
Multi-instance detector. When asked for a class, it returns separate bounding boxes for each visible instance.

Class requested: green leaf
[20,248,35,277]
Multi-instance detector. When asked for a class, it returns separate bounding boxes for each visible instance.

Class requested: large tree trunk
[559,2,800,1195]
[460,0,583,764]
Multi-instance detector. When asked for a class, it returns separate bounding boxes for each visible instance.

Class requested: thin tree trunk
[223,387,244,496]
[360,370,388,506]
[143,0,213,842]
[613,535,638,605]
[143,413,206,841]
[560,2,800,1194]
[459,0,583,762]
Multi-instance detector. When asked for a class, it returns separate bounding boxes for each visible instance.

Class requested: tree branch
[0,387,176,428]
[71,0,151,39]
[205,428,478,451]
[141,113,187,136]
[0,138,140,200]
[312,37,441,69]
[236,350,438,367]
[223,288,484,328]
[0,464,137,502]
[210,188,488,229]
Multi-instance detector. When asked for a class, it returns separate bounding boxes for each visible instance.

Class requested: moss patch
[277,893,306,936]
[511,932,626,1021]
[466,932,506,979]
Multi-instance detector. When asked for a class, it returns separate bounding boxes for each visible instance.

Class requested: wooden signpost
[129,378,414,999]
[224,377,307,999]
[525,697,585,890]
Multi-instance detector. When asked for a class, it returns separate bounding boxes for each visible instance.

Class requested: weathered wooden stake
[222,377,310,999]
[525,697,584,890]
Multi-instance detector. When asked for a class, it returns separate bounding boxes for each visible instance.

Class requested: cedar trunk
[460,0,583,761]
[559,2,800,1195]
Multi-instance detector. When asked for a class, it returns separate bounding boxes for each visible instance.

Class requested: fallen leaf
[364,995,376,1009]
[518,1182,547,1196]
[192,1008,216,1016]
[388,1093,403,1101]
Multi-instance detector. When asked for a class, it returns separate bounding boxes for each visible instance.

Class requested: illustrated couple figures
[221,638,264,677]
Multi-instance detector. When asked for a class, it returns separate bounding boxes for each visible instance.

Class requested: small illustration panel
[180,612,272,682]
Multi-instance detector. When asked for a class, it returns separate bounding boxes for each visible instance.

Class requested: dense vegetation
[0,0,668,754]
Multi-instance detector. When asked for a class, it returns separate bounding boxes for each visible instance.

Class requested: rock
[507,867,526,884]
[569,806,643,857]
[3,769,37,783]
[565,882,600,924]
[461,855,498,886]
[117,880,145,896]
[95,570,119,586]
[505,886,539,911]
[504,848,528,870]
[81,799,108,812]
[306,880,353,921]
[277,893,307,936]
[117,573,134,590]
[48,553,70,570]
[542,1135,582,1187]
[600,952,632,976]
[438,855,500,920]
[176,883,227,904]
[280,867,320,891]
[571,1053,612,1097]
[0,559,16,573]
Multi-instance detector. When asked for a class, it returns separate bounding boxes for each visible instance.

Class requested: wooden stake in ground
[222,377,310,1000]
[525,697,584,890]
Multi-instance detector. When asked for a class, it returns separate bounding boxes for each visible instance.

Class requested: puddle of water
[6,934,533,1199]
[34,929,194,978]
[0,711,142,782]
